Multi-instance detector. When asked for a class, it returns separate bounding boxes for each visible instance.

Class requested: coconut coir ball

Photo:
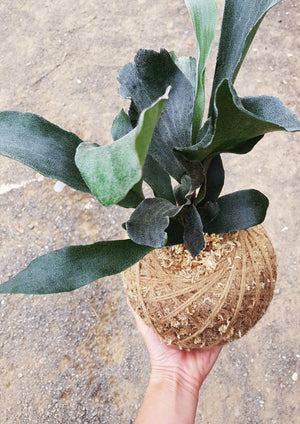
[123,225,277,350]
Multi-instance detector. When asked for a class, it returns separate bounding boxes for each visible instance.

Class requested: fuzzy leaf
[111,110,146,208]
[126,198,182,248]
[117,180,144,208]
[75,87,170,207]
[0,111,89,192]
[199,155,224,204]
[184,0,217,140]
[169,52,196,89]
[179,80,300,161]
[209,0,282,114]
[118,49,194,181]
[198,201,220,227]
[143,155,175,203]
[182,205,205,257]
[0,240,152,294]
[174,174,193,206]
[173,151,205,192]
[165,220,184,246]
[203,189,269,234]
[212,81,300,155]
[111,109,133,140]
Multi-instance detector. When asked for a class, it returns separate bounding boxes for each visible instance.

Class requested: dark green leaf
[198,201,220,226]
[182,204,205,257]
[241,95,300,132]
[126,198,182,248]
[118,49,194,181]
[173,150,205,191]
[0,240,152,294]
[169,52,196,89]
[179,80,300,161]
[212,81,300,155]
[174,117,213,161]
[203,189,269,234]
[209,0,282,114]
[75,87,169,206]
[143,155,175,203]
[128,100,139,128]
[0,111,89,192]
[111,109,133,140]
[198,154,224,205]
[184,0,217,140]
[174,174,193,206]
[165,219,184,246]
[117,180,144,208]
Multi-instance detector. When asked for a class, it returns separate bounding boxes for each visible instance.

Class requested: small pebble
[292,373,298,382]
[54,181,66,193]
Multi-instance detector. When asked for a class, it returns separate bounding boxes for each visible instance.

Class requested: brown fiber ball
[123,225,277,350]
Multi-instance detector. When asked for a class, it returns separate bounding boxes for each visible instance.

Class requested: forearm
[135,368,201,424]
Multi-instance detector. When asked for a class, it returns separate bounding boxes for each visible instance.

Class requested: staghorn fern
[0,0,299,294]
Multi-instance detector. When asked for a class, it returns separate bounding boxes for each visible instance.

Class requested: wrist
[134,365,201,424]
[150,364,202,398]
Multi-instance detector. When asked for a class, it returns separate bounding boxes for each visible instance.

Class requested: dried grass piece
[123,225,277,350]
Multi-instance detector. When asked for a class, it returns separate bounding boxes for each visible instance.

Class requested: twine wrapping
[123,225,277,350]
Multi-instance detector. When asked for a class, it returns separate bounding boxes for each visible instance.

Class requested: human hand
[128,299,222,393]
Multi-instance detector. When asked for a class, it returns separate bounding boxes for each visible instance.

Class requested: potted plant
[0,0,299,350]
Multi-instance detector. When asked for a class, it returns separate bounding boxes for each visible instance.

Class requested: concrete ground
[0,0,299,422]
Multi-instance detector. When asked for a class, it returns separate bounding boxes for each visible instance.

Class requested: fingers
[127,298,163,351]
[127,298,147,334]
[127,297,223,372]
[205,344,223,373]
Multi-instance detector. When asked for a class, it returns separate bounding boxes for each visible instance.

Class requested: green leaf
[209,0,282,114]
[111,110,146,208]
[111,109,133,140]
[179,80,300,161]
[182,204,205,257]
[143,155,175,203]
[212,81,300,155]
[174,174,193,206]
[184,0,217,141]
[169,52,196,89]
[173,151,205,191]
[75,87,170,206]
[203,189,269,234]
[0,111,89,192]
[241,95,300,132]
[128,100,139,128]
[198,155,224,205]
[126,198,182,248]
[165,220,184,246]
[117,180,144,208]
[118,49,194,181]
[198,201,220,226]
[0,239,152,294]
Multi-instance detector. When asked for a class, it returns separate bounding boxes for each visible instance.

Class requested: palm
[129,302,222,389]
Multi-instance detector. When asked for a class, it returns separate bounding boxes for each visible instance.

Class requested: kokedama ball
[123,225,277,350]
